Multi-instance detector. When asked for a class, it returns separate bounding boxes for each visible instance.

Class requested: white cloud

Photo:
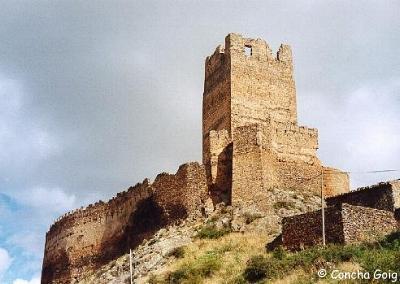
[14,187,76,213]
[7,232,44,257]
[0,74,62,175]
[0,247,12,279]
[299,79,400,188]
[12,276,40,284]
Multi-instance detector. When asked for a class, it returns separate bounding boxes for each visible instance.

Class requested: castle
[41,33,350,283]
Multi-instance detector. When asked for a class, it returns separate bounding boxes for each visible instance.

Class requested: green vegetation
[169,246,186,259]
[149,231,400,284]
[168,251,222,283]
[243,212,263,224]
[196,224,231,239]
[243,231,400,283]
[273,201,295,210]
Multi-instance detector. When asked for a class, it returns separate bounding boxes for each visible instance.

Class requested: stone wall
[42,162,208,284]
[282,206,344,250]
[395,209,400,226]
[202,33,349,206]
[42,180,153,284]
[232,124,269,208]
[323,167,350,197]
[326,181,398,211]
[202,44,231,170]
[229,33,298,128]
[203,129,232,204]
[341,204,397,243]
[152,162,209,221]
[230,123,346,209]
[282,203,398,250]
[390,180,400,208]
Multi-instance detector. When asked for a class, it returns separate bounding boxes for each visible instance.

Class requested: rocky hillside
[76,188,322,283]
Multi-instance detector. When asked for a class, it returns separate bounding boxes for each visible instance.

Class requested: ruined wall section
[152,162,208,222]
[42,179,153,283]
[390,180,400,208]
[203,130,232,204]
[326,182,396,211]
[232,124,268,206]
[282,203,398,251]
[228,33,297,131]
[341,204,397,243]
[282,206,344,251]
[202,44,231,168]
[232,123,325,203]
[271,122,319,164]
[42,162,209,284]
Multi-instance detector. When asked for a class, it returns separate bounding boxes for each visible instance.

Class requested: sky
[0,1,399,282]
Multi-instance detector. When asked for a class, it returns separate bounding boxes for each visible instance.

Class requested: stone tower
[202,33,349,207]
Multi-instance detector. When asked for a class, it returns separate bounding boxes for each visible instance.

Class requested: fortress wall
[323,167,349,196]
[326,183,396,211]
[204,130,232,204]
[282,206,344,251]
[42,162,209,284]
[227,33,297,129]
[203,44,231,157]
[390,180,400,208]
[273,160,322,195]
[202,45,231,177]
[42,179,153,284]
[341,204,397,243]
[395,209,400,227]
[232,124,266,206]
[232,123,324,205]
[152,162,208,223]
[205,129,231,185]
[271,122,319,164]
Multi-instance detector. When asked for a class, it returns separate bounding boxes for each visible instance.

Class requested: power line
[347,169,400,174]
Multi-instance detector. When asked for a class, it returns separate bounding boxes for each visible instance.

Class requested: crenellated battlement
[205,33,292,74]
[42,162,208,284]
[46,179,152,236]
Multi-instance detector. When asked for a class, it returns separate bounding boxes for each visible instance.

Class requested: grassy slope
[147,229,400,284]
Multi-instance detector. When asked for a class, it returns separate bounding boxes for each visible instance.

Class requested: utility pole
[321,170,326,246]
[130,249,134,284]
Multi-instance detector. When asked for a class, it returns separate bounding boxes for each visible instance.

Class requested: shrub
[273,201,294,210]
[244,255,289,282]
[169,246,185,259]
[244,243,369,282]
[243,212,263,224]
[197,224,230,239]
[168,251,222,283]
[272,246,287,260]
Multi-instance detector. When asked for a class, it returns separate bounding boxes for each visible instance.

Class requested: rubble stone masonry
[282,203,398,250]
[326,180,400,212]
[42,162,208,283]
[203,33,349,208]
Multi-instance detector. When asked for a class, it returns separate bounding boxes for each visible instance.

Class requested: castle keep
[203,33,349,206]
[42,33,350,283]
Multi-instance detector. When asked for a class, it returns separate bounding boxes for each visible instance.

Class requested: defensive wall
[42,162,208,284]
[282,203,398,251]
[326,180,400,211]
